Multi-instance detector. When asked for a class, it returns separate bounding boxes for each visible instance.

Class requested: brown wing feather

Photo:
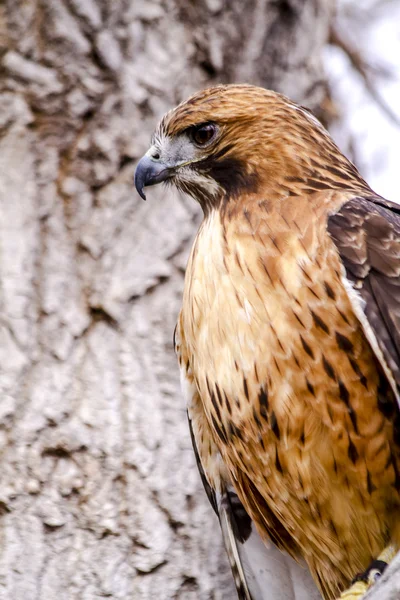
[328,195,400,389]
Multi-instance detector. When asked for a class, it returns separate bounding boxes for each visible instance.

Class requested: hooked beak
[134,155,173,200]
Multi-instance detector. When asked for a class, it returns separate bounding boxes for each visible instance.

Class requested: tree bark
[0,1,342,598]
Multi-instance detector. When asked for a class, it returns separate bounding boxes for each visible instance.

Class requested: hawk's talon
[372,569,382,583]
[351,559,388,585]
[338,545,397,599]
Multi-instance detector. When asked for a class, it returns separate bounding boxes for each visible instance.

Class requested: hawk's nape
[135,84,400,600]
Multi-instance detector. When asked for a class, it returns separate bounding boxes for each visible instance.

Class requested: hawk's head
[135,84,369,210]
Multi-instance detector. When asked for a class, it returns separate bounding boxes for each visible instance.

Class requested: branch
[329,27,400,128]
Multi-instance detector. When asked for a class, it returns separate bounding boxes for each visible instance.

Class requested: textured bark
[0,1,364,599]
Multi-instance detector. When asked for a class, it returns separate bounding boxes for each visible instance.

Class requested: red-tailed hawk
[134,84,400,600]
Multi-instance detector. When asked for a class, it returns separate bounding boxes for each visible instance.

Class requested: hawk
[134,84,400,600]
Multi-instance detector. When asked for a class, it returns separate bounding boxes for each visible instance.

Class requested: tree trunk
[0,1,338,598]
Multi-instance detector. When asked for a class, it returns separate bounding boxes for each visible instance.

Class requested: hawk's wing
[328,195,400,400]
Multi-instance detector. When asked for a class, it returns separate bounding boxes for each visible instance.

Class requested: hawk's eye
[191,123,217,147]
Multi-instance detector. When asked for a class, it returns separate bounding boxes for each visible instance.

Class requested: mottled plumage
[135,85,400,600]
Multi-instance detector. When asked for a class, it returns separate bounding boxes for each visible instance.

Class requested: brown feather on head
[135,84,372,210]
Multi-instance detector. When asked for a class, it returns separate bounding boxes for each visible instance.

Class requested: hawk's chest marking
[180,202,387,454]
[180,205,324,422]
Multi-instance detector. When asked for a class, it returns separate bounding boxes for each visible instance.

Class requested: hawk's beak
[134,155,172,200]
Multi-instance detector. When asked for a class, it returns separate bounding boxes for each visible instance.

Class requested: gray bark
[5,1,394,599]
